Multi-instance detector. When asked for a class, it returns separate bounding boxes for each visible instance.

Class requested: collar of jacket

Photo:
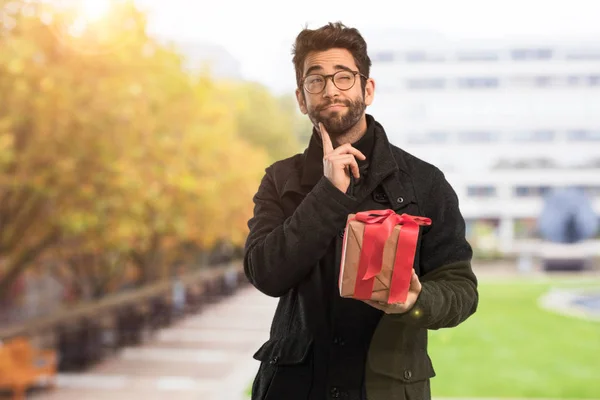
[295,113,408,182]
[300,114,376,188]
[281,114,416,209]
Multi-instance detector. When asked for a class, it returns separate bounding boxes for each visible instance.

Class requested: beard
[307,96,366,138]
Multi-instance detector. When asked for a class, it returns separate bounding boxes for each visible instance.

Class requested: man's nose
[323,77,340,98]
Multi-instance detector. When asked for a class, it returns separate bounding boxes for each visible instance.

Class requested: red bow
[350,209,431,304]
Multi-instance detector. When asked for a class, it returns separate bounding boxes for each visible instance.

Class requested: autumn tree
[0,0,292,299]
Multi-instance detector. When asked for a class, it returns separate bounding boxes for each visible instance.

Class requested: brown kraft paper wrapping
[338,217,404,303]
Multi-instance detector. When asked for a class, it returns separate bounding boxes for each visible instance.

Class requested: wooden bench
[0,337,57,399]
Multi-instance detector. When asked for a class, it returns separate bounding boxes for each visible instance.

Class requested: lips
[321,103,347,111]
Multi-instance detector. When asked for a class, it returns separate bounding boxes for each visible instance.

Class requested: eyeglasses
[302,70,367,94]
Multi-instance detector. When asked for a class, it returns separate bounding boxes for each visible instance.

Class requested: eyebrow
[304,64,354,76]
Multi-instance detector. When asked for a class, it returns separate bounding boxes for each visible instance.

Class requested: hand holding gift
[338,209,431,313]
[363,268,422,314]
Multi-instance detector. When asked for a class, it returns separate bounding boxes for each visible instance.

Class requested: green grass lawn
[428,278,600,398]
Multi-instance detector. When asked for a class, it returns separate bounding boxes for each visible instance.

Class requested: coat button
[404,369,412,380]
[269,356,279,365]
[333,337,345,346]
[373,192,387,202]
[397,197,404,204]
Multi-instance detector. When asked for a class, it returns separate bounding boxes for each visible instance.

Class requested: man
[244,22,478,400]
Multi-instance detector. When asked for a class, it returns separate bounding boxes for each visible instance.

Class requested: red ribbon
[350,209,431,304]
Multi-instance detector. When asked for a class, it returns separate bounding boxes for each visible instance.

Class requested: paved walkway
[31,284,277,400]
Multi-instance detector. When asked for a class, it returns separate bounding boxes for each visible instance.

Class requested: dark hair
[292,22,371,90]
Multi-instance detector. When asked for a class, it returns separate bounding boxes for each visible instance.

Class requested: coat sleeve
[391,168,479,329]
[243,168,358,297]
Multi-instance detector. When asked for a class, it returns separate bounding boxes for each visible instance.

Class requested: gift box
[338,209,431,304]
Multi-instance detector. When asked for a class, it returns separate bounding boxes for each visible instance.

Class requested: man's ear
[296,88,308,115]
[364,78,376,106]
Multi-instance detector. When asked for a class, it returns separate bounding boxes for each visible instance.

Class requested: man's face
[296,48,375,139]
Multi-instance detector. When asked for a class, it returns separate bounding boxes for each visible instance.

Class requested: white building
[367,32,600,255]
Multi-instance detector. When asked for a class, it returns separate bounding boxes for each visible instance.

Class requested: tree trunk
[0,229,59,298]
[131,232,162,284]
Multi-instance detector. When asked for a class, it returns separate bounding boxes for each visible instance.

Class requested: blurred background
[0,0,599,399]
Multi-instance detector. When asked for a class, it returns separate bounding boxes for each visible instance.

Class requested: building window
[565,50,600,60]
[511,159,557,169]
[406,131,449,144]
[456,51,499,62]
[588,76,600,86]
[406,78,446,90]
[457,131,499,143]
[457,77,499,89]
[585,158,600,168]
[509,75,600,88]
[566,130,600,142]
[509,76,535,87]
[576,186,600,197]
[513,130,556,142]
[467,185,497,197]
[514,186,552,197]
[565,75,600,87]
[372,51,395,62]
[515,186,528,197]
[511,75,566,87]
[534,76,555,87]
[404,51,445,63]
[567,75,582,86]
[464,219,500,254]
[511,48,553,60]
[514,218,539,239]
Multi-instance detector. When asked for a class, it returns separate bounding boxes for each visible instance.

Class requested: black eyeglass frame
[302,70,368,94]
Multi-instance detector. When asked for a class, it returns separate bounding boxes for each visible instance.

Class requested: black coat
[244,115,478,400]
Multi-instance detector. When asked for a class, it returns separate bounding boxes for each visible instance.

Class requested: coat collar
[300,114,376,187]
[300,114,400,187]
[283,114,415,207]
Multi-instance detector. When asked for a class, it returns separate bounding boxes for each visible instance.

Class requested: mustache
[317,100,352,112]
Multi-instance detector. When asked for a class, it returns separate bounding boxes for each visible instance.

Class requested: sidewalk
[32,284,277,400]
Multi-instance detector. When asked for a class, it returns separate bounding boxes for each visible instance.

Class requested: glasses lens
[334,71,355,90]
[304,75,325,93]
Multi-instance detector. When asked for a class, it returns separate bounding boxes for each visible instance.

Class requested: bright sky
[129,0,600,93]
